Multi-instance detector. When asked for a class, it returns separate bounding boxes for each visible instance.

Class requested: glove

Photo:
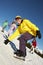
[4,39,10,45]
[36,30,41,39]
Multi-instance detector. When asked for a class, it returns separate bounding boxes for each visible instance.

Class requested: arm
[4,28,20,45]
[8,28,20,41]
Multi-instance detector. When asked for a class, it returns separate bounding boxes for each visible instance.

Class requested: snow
[0,28,43,65]
[0,26,2,31]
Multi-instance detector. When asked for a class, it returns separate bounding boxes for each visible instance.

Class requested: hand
[36,30,41,39]
[4,39,10,45]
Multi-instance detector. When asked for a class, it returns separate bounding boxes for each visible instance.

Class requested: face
[16,19,21,25]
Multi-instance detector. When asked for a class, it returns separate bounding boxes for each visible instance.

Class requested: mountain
[0,26,43,65]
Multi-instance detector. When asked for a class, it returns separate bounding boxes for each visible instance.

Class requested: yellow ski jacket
[8,19,39,41]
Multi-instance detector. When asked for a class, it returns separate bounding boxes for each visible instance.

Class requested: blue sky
[0,0,43,50]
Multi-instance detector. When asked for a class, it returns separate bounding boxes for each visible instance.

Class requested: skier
[4,16,41,59]
[1,20,8,32]
[8,21,17,36]
[30,38,37,54]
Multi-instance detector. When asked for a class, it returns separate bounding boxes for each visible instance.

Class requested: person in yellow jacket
[4,16,41,57]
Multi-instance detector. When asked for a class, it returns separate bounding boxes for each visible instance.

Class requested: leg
[1,27,4,32]
[1,26,6,32]
[31,46,34,54]
[18,32,34,57]
[19,38,26,57]
[9,42,17,52]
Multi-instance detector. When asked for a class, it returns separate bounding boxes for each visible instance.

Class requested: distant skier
[8,21,17,36]
[4,16,41,59]
[1,20,8,32]
[30,38,37,54]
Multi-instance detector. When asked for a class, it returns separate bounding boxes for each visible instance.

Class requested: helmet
[15,16,22,20]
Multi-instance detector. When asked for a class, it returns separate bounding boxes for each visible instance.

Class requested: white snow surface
[0,26,43,65]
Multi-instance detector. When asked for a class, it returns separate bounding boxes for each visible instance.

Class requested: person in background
[30,38,37,54]
[1,20,8,32]
[8,20,17,36]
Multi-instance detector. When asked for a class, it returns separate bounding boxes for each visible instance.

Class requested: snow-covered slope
[0,28,43,65]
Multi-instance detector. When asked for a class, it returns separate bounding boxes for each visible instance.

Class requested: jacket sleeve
[8,28,20,41]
